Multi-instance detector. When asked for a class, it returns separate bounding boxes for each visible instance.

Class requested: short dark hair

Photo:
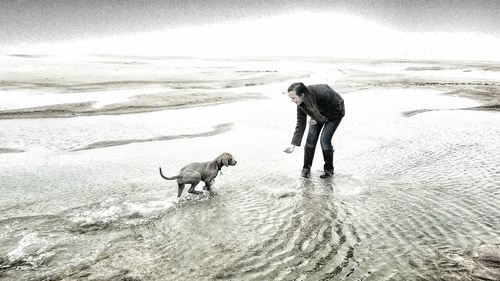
[287,82,328,123]
[287,82,308,96]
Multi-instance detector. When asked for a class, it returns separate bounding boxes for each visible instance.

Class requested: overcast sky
[2,0,500,59]
[2,0,499,45]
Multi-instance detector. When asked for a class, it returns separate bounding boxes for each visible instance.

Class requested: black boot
[320,149,334,178]
[301,168,310,178]
[302,147,315,178]
[320,170,334,178]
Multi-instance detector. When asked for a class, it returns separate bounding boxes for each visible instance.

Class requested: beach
[0,54,499,280]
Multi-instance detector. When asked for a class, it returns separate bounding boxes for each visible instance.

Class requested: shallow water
[1,59,500,280]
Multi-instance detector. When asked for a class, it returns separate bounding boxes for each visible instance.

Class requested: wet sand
[0,148,24,154]
[73,123,233,151]
[0,55,499,281]
[0,92,264,119]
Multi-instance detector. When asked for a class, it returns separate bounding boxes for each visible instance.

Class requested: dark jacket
[291,84,345,146]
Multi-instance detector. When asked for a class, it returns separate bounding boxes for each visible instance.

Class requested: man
[284,82,345,178]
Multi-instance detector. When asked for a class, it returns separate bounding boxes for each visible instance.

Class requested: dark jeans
[303,118,342,172]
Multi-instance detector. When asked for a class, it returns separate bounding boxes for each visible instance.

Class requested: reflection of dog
[159,153,237,197]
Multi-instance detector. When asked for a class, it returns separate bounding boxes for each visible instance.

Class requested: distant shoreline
[1,56,499,120]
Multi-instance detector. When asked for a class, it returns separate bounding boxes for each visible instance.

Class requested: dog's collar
[211,161,223,175]
[212,160,223,171]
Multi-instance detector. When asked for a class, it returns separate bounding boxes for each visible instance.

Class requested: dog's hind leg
[178,170,202,196]
[187,179,201,195]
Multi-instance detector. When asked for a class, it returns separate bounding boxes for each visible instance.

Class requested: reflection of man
[284,82,345,178]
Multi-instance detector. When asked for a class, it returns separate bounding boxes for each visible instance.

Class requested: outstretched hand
[283,145,295,153]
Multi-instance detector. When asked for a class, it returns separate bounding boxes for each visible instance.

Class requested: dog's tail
[159,167,179,180]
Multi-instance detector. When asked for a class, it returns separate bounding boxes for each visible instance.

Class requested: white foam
[7,232,40,261]
[70,199,175,225]
[123,200,175,217]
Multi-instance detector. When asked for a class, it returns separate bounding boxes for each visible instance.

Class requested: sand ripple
[1,59,499,280]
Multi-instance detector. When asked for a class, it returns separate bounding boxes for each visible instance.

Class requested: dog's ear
[222,155,229,167]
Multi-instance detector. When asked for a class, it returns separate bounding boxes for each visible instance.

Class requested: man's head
[287,82,308,105]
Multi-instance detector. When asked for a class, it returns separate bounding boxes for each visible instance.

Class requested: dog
[159,152,237,197]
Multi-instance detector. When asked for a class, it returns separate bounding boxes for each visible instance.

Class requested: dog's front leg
[203,181,212,191]
[204,178,216,191]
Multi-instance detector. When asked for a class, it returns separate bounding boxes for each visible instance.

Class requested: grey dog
[159,152,237,197]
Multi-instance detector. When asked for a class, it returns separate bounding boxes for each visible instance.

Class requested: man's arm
[291,107,307,146]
